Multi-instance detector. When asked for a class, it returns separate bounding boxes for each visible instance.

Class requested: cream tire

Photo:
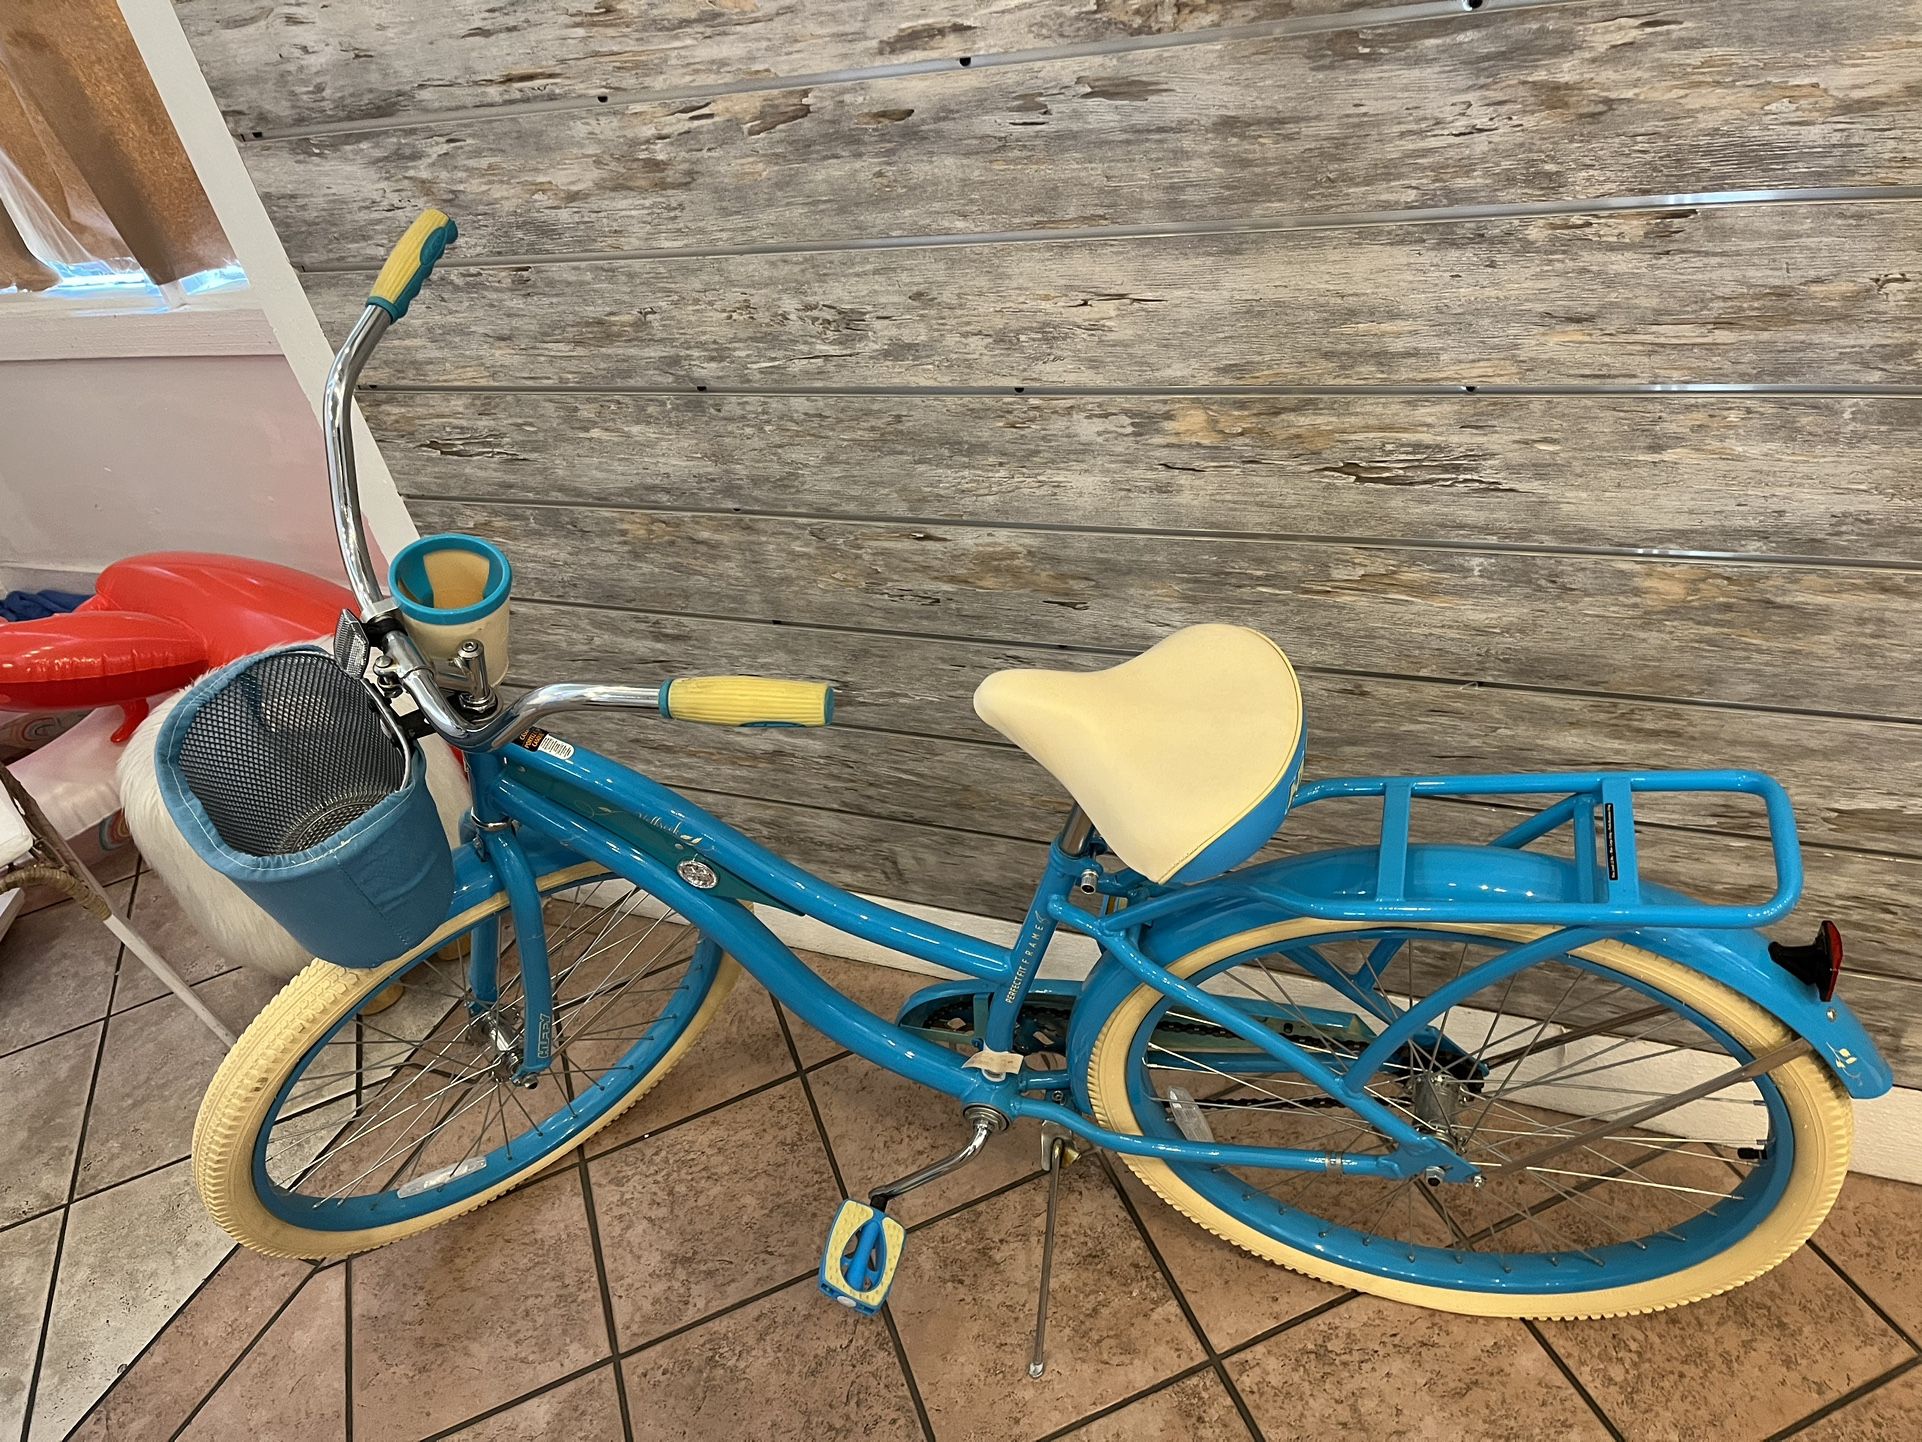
[1086,920,1852,1319]
[193,863,740,1259]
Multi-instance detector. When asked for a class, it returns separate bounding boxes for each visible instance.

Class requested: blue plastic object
[819,1200,904,1315]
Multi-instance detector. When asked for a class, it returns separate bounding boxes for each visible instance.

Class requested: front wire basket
[157,646,453,968]
[173,648,415,856]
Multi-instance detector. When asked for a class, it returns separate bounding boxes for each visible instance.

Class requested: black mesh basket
[156,646,454,968]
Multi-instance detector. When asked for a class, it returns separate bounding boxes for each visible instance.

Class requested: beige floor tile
[621,1276,923,1442]
[440,1366,626,1442]
[69,1247,313,1442]
[351,1170,608,1442]
[109,873,241,1012]
[77,969,282,1195]
[1106,1161,1344,1350]
[1053,1369,1254,1441]
[1796,1363,1922,1441]
[1231,1295,1611,1440]
[811,1053,1043,1225]
[1814,1171,1922,1339]
[781,951,949,1066]
[29,1160,233,1442]
[1539,1244,1913,1442]
[179,1267,346,1441]
[0,889,124,1056]
[585,972,795,1156]
[890,1162,1207,1442]
[0,1213,62,1440]
[0,1025,99,1224]
[591,1079,840,1347]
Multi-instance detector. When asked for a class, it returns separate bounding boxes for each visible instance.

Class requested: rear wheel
[194,864,738,1258]
[1085,921,1851,1318]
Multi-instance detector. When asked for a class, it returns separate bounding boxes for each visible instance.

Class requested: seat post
[1058,806,1094,857]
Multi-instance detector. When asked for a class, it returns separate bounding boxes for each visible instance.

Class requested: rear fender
[1065,845,1891,1108]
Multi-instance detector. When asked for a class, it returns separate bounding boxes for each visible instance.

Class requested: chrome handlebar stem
[323,307,396,619]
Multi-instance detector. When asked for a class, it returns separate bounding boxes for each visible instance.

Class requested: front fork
[465,749,557,1082]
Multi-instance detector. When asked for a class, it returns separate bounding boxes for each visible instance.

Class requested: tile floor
[2,874,1920,1442]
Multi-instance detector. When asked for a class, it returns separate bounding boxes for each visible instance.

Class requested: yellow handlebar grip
[659,677,835,728]
[368,209,459,321]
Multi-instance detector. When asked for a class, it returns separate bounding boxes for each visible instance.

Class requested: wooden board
[251,0,1922,264]
[505,599,1922,856]
[559,714,1922,983]
[368,391,1922,561]
[180,0,1379,135]
[416,502,1922,716]
[312,201,1922,388]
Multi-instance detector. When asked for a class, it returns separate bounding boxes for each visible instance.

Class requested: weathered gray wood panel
[422,502,1921,716]
[369,391,1922,561]
[179,0,1377,134]
[507,600,1922,855]
[313,202,1922,388]
[252,0,1922,264]
[560,712,1922,986]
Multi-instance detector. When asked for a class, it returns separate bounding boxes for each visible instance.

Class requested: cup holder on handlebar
[390,533,512,686]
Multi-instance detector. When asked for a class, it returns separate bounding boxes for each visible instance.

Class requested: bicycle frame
[453,734,1889,1192]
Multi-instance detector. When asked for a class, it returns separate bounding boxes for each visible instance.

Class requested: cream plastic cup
[389,533,512,685]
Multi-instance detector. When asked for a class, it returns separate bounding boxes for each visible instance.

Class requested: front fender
[1066,845,1891,1106]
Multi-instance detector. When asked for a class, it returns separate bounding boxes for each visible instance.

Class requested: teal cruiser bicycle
[179,212,1887,1328]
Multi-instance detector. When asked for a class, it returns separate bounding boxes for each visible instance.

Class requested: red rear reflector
[1769,920,1844,1002]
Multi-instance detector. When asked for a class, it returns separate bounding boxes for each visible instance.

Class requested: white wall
[0,352,346,588]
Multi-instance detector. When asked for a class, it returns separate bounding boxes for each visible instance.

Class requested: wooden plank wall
[178,0,1922,1076]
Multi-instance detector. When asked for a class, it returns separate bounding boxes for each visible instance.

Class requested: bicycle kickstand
[1029,1121,1080,1380]
[819,1105,1008,1314]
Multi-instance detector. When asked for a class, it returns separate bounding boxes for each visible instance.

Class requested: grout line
[574,1159,637,1442]
[70,1151,207,1207]
[1216,1290,1361,1361]
[1096,1153,1269,1440]
[108,964,246,1020]
[617,1266,819,1359]
[166,1269,326,1442]
[1522,1319,1628,1442]
[769,1003,938,1442]
[416,1359,621,1441]
[583,1069,799,1164]
[60,1242,241,1434]
[1765,1353,1922,1441]
[17,871,138,1442]
[403,495,1922,575]
[1809,1239,1922,1352]
[902,1166,1048,1236]
[503,593,1922,729]
[367,380,1922,399]
[0,959,248,1070]
[295,186,1922,275]
[1027,1359,1226,1442]
[245,0,1571,141]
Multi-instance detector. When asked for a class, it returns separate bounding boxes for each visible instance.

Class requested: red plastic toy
[0,553,351,738]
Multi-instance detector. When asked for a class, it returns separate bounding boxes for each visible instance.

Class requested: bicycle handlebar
[323,212,672,750]
[367,210,458,321]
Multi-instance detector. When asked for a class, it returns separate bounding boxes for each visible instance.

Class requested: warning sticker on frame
[514,726,576,761]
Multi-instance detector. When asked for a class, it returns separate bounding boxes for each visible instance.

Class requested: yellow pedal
[818,1200,904,1316]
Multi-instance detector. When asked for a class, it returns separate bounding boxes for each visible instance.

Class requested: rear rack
[1233,769,1803,931]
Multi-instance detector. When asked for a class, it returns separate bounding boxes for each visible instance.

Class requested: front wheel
[1084,921,1851,1318]
[193,863,739,1259]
